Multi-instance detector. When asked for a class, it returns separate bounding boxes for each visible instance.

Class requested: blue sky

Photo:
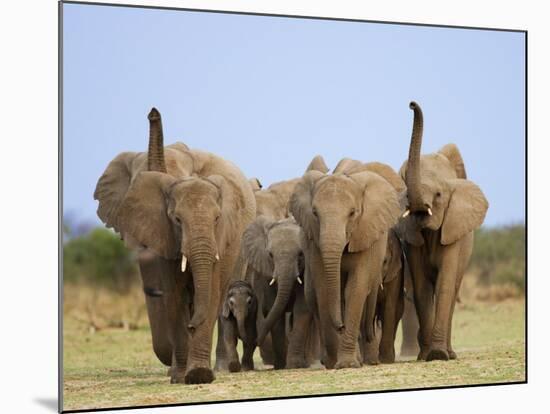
[63,3,525,228]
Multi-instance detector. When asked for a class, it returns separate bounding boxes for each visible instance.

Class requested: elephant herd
[93,101,489,384]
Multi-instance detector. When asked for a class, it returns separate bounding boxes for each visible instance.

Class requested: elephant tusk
[402,209,410,218]
[427,208,433,216]
[181,255,187,272]
[215,253,220,261]
[296,276,303,285]
[269,278,276,286]
[380,283,384,291]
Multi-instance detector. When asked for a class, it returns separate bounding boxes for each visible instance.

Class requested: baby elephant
[220,281,258,372]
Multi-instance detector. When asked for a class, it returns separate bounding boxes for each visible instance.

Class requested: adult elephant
[242,216,317,369]
[251,155,329,220]
[399,101,488,361]
[289,164,402,369]
[94,108,256,384]
[246,155,328,366]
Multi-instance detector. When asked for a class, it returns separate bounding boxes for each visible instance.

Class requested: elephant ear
[206,175,241,257]
[116,171,178,258]
[94,152,138,232]
[439,143,467,179]
[241,216,274,276]
[333,158,362,175]
[221,296,232,319]
[305,155,329,173]
[441,179,489,245]
[348,171,401,252]
[289,170,325,240]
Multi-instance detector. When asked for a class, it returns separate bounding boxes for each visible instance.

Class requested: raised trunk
[260,270,295,341]
[406,101,424,211]
[187,238,215,332]
[147,107,167,173]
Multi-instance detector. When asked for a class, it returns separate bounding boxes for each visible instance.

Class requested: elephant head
[290,169,401,332]
[242,216,305,343]
[222,280,257,339]
[399,102,489,245]
[94,108,240,332]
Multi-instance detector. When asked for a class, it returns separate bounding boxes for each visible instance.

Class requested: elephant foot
[400,344,420,357]
[273,361,286,370]
[448,349,457,360]
[335,357,362,369]
[287,358,309,369]
[169,368,187,384]
[426,348,450,362]
[214,359,229,372]
[228,360,241,373]
[184,367,215,384]
[417,348,430,361]
[379,351,395,364]
[241,361,254,371]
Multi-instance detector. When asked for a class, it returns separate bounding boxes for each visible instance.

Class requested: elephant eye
[268,251,274,260]
[175,217,181,225]
[312,208,318,218]
[214,214,221,223]
[436,191,442,198]
[349,208,356,217]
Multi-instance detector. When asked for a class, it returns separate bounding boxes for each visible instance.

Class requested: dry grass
[62,285,525,411]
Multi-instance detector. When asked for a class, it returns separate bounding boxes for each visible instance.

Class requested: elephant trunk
[319,223,345,332]
[187,236,216,333]
[258,263,296,343]
[405,101,424,211]
[236,317,247,340]
[147,107,167,173]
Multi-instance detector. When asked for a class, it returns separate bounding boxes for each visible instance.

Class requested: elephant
[93,108,256,384]
[359,228,405,365]
[289,161,402,369]
[242,216,318,369]
[251,155,329,220]
[220,280,257,372]
[398,101,488,361]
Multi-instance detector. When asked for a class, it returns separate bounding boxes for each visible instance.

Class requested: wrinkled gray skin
[247,156,328,367]
[290,162,402,369]
[242,217,317,369]
[220,281,257,372]
[94,108,255,384]
[359,229,405,365]
[399,101,489,361]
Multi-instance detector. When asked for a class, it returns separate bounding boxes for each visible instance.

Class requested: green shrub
[471,224,525,292]
[63,227,139,292]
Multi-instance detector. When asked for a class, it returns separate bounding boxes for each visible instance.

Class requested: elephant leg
[222,321,241,373]
[184,273,222,384]
[259,335,275,366]
[447,292,457,360]
[286,290,311,369]
[271,317,287,370]
[241,340,255,371]
[159,264,190,384]
[139,257,172,366]
[409,247,434,361]
[358,290,378,366]
[427,248,459,362]
[315,284,339,369]
[336,266,372,369]
[214,321,229,371]
[305,318,321,365]
[379,274,404,364]
[400,265,421,358]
